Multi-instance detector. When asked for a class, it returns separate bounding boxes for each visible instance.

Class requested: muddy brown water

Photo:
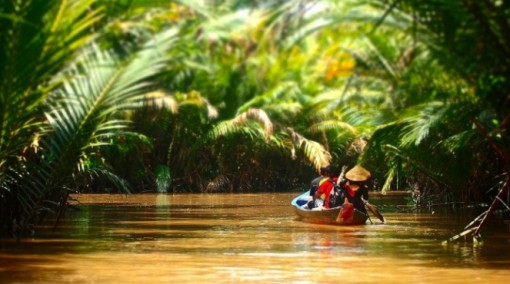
[0,192,509,283]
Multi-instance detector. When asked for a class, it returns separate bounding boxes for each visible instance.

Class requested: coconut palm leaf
[208,108,273,141]
[0,0,102,177]
[232,108,273,140]
[0,0,108,237]
[12,28,179,234]
[310,119,357,136]
[399,101,447,147]
[206,106,331,171]
[237,81,303,113]
[287,128,332,171]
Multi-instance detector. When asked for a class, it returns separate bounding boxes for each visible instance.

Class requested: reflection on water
[0,193,509,283]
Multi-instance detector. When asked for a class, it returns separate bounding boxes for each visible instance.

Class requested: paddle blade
[366,203,385,223]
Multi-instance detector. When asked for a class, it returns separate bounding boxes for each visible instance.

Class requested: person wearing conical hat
[345,165,371,183]
[341,165,371,215]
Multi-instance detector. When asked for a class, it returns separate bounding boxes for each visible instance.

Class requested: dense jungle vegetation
[1,0,510,238]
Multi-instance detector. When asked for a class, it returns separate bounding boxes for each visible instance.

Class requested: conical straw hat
[345,165,371,182]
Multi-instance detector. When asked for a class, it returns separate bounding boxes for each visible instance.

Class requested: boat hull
[291,191,368,226]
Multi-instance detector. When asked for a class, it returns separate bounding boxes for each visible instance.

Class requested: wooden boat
[291,190,368,225]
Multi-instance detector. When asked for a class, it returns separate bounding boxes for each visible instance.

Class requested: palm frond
[399,100,478,148]
[47,27,177,170]
[383,143,453,188]
[286,128,331,171]
[11,27,179,233]
[232,108,273,140]
[208,120,242,140]
[0,0,103,175]
[83,167,132,193]
[237,81,303,113]
[138,91,179,113]
[208,108,272,140]
[174,91,218,119]
[399,101,446,147]
[310,119,357,135]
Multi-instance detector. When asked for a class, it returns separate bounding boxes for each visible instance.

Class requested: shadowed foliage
[1,0,510,240]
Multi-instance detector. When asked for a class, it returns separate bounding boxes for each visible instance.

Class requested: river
[0,193,509,283]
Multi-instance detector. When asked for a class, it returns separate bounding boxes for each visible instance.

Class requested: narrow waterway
[0,193,509,283]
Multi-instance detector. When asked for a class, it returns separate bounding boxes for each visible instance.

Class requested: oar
[335,166,348,189]
[331,165,347,206]
[363,199,385,223]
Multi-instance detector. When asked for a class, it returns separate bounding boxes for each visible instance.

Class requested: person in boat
[312,165,340,209]
[310,166,330,196]
[339,165,371,214]
[305,165,330,209]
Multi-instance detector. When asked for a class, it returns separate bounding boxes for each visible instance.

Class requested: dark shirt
[341,185,369,214]
[309,176,324,196]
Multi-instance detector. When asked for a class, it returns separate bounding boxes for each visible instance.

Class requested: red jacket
[315,177,337,208]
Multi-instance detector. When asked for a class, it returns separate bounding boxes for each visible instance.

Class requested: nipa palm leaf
[15,28,179,233]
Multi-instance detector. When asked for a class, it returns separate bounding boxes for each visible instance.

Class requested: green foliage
[355,0,510,206]
[0,0,183,237]
[3,0,510,238]
[0,0,106,238]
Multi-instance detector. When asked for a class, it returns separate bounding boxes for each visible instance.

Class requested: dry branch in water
[443,178,510,245]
